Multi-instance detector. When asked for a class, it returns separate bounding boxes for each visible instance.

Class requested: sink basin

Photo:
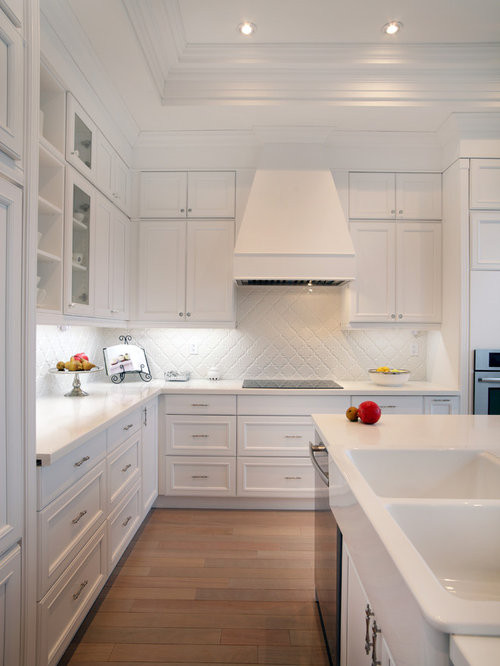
[387,503,500,601]
[347,449,500,499]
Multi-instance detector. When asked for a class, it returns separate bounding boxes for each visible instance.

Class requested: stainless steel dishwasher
[310,440,342,666]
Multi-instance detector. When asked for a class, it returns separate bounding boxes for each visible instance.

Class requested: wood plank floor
[58,509,329,666]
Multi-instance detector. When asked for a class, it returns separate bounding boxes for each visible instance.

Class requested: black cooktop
[242,379,343,389]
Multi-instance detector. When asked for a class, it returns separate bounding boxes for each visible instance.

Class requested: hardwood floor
[59,508,329,665]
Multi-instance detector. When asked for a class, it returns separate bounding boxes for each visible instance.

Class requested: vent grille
[236,279,348,287]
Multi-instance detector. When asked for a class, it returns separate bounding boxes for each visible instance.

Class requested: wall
[37,286,427,397]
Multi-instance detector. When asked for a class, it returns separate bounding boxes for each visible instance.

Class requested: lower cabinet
[342,545,396,666]
[141,399,158,516]
[237,457,315,498]
[352,395,423,414]
[108,481,141,570]
[0,544,22,666]
[165,456,236,496]
[423,396,459,414]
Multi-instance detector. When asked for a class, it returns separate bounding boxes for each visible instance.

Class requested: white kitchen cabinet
[165,456,236,496]
[0,177,22,556]
[94,194,130,319]
[166,415,236,456]
[107,431,141,511]
[349,172,441,220]
[0,0,22,26]
[470,159,500,209]
[96,133,131,215]
[347,221,441,324]
[139,170,235,218]
[0,7,23,160]
[237,416,314,457]
[237,457,315,498]
[136,219,235,324]
[66,93,98,182]
[141,399,158,517]
[423,396,460,415]
[0,544,21,666]
[108,480,141,570]
[353,395,423,414]
[470,211,500,269]
[64,167,96,316]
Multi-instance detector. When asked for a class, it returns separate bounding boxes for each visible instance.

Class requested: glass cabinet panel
[73,113,92,170]
[66,93,98,180]
[71,183,90,305]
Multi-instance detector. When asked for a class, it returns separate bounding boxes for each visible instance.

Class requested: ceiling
[57,0,500,136]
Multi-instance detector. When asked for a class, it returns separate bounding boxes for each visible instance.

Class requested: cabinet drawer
[37,524,107,666]
[108,432,140,510]
[353,395,423,414]
[165,456,235,496]
[237,416,314,456]
[38,460,106,599]
[237,458,315,498]
[165,394,236,415]
[37,431,106,510]
[108,480,141,570]
[237,395,349,416]
[423,396,459,415]
[165,415,236,456]
[107,409,141,452]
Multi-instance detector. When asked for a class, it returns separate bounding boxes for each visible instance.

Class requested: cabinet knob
[112,192,119,199]
[398,313,403,319]
[186,312,191,317]
[68,302,75,308]
[399,209,403,214]
[179,312,184,317]
[187,208,192,213]
[391,209,396,214]
[180,208,185,213]
[390,313,396,319]
[71,150,80,158]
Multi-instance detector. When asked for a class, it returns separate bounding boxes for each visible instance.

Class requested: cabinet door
[139,172,187,218]
[395,173,441,220]
[136,220,186,322]
[109,210,129,319]
[470,159,500,209]
[0,177,22,554]
[396,222,441,323]
[141,399,158,516]
[96,133,114,198]
[187,171,236,218]
[112,153,130,215]
[64,168,96,316]
[186,220,235,322]
[349,173,395,219]
[66,94,99,182]
[349,222,396,322]
[341,547,373,666]
[93,195,112,318]
[0,545,21,666]
[470,211,500,269]
[0,9,23,160]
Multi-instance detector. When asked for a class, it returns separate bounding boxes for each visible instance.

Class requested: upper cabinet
[66,94,98,182]
[349,172,442,220]
[470,159,500,209]
[0,0,22,27]
[139,171,236,219]
[0,8,23,160]
[96,133,131,215]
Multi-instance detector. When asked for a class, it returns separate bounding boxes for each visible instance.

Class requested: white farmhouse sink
[387,503,500,601]
[347,449,500,499]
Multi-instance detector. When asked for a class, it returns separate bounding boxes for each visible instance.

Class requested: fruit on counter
[56,361,65,371]
[56,354,96,371]
[376,366,390,372]
[357,400,381,425]
[345,406,359,422]
[73,352,89,362]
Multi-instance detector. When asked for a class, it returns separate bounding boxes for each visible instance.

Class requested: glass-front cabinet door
[64,167,95,315]
[66,93,98,181]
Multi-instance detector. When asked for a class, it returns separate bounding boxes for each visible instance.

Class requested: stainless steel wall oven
[474,349,500,414]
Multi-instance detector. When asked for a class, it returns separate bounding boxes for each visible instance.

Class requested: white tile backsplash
[36,287,426,396]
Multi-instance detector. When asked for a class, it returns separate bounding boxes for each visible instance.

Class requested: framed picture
[103,342,151,380]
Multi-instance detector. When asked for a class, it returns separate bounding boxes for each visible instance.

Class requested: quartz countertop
[451,635,500,666]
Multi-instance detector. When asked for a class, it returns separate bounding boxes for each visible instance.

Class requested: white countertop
[451,635,500,666]
[37,379,459,465]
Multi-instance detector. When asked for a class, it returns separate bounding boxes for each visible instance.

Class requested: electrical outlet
[410,342,419,356]
[189,342,199,355]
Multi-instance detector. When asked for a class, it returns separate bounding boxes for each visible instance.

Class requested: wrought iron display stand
[109,335,152,385]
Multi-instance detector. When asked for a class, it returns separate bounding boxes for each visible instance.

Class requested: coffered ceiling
[49,0,500,136]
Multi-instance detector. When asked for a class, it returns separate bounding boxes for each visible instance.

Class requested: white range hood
[234,150,356,286]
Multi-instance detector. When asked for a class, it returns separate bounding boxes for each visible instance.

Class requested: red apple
[73,353,89,362]
[357,401,381,425]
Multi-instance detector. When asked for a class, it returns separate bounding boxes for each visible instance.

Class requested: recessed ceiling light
[238,21,256,36]
[382,21,403,35]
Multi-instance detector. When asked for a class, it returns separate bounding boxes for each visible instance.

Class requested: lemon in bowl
[368,368,410,386]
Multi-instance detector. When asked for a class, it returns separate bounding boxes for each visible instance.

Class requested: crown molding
[135,129,256,149]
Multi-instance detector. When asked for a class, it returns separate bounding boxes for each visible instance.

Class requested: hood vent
[234,157,356,285]
[237,279,348,287]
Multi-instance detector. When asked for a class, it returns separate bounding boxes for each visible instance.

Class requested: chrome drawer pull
[285,435,302,439]
[285,476,302,480]
[192,475,208,479]
[432,399,450,402]
[379,405,396,409]
[123,423,134,431]
[72,579,88,601]
[122,463,132,473]
[74,455,90,468]
[365,604,374,654]
[192,434,209,438]
[478,378,500,383]
[191,403,209,407]
[371,620,381,666]
[71,510,87,525]
[122,515,132,527]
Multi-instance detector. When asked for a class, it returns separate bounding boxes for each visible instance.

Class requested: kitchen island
[312,413,500,666]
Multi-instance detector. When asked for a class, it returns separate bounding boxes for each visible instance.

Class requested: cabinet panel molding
[0,10,23,160]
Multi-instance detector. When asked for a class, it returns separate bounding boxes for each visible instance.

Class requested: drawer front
[38,460,106,600]
[165,456,236,496]
[238,416,314,456]
[107,409,141,453]
[165,415,236,456]
[37,431,106,509]
[237,395,349,415]
[108,481,141,570]
[108,432,141,509]
[165,394,236,415]
[237,457,315,498]
[37,524,107,666]
[353,395,423,414]
[423,396,459,415]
